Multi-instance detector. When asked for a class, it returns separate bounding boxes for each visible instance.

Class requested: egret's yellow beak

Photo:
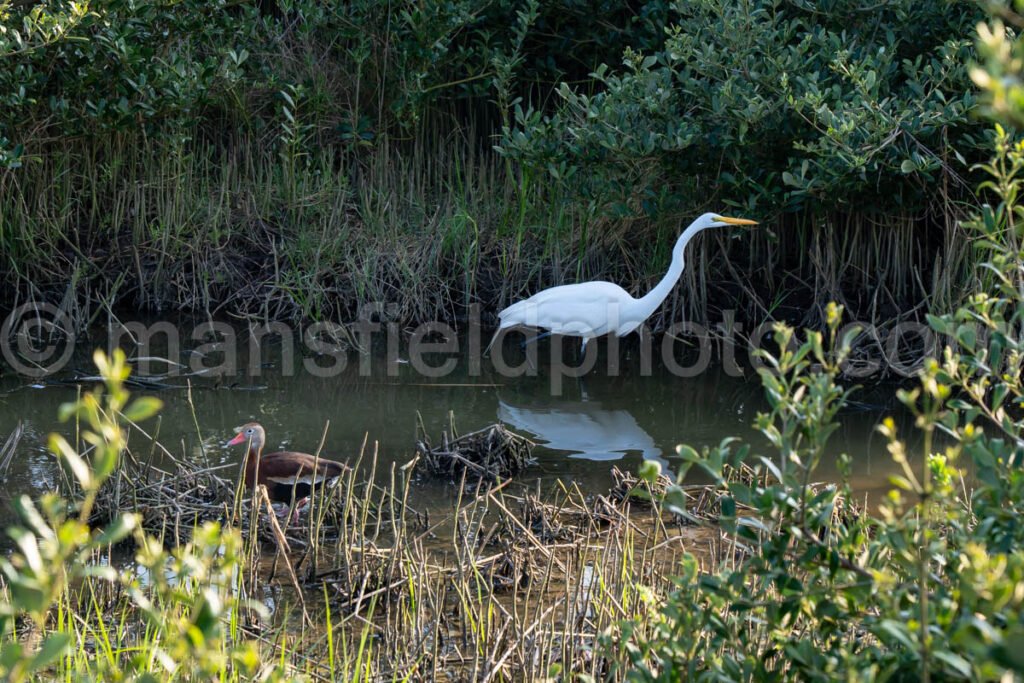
[713,215,758,227]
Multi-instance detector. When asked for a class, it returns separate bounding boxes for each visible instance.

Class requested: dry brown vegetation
[70,420,763,681]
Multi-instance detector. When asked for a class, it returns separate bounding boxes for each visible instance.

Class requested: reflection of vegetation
[620,13,1024,678]
[0,1,992,329]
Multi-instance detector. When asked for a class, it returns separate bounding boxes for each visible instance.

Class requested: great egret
[488,212,757,353]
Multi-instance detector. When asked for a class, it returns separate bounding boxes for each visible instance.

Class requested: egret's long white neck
[634,219,708,319]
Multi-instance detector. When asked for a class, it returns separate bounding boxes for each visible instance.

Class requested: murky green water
[0,328,920,517]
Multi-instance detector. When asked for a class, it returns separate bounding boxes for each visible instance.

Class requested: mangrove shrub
[499,0,984,217]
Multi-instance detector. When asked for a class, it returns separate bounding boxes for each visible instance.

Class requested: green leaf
[93,446,118,482]
[926,314,953,335]
[123,396,163,422]
[0,642,24,672]
[9,528,43,575]
[664,487,690,518]
[93,513,139,547]
[638,459,662,484]
[676,444,699,461]
[955,324,977,351]
[9,578,47,615]
[876,619,916,651]
[48,434,92,490]
[193,589,222,639]
[932,651,971,678]
[13,496,53,541]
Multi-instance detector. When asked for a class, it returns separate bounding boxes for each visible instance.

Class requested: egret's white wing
[498,282,635,336]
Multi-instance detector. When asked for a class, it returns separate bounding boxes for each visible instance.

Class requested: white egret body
[490,212,757,351]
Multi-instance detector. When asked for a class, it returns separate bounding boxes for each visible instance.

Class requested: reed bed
[33,413,765,682]
[3,346,877,681]
[0,131,973,342]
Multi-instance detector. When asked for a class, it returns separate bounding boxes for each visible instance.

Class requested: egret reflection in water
[497,396,665,466]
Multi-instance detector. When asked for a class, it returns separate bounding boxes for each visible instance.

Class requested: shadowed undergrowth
[0,132,975,335]
[0,0,986,336]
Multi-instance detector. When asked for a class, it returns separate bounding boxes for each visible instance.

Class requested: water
[0,329,917,515]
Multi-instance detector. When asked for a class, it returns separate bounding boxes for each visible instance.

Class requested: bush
[499,0,984,217]
[617,293,1024,679]
[0,0,680,163]
[0,350,273,681]
[0,1,998,331]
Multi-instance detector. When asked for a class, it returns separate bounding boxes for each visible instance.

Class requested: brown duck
[227,422,345,502]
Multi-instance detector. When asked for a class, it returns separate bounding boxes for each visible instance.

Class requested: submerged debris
[316,545,405,612]
[415,415,534,481]
[514,493,577,543]
[477,545,536,591]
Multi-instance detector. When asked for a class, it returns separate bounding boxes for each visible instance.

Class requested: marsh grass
[3,347,877,682]
[25,406,731,681]
[0,360,741,681]
[0,127,973,339]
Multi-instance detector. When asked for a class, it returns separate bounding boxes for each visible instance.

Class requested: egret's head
[227,422,265,450]
[702,212,758,230]
[675,212,758,254]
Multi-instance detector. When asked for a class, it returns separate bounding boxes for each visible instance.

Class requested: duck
[227,422,346,503]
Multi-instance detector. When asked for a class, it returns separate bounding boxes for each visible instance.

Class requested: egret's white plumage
[490,212,757,351]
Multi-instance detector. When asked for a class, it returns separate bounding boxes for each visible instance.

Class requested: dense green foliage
[0,0,992,328]
[499,0,983,216]
[613,12,1024,678]
[624,293,1024,679]
[0,0,669,160]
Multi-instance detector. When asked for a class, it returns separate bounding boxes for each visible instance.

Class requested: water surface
[0,331,917,515]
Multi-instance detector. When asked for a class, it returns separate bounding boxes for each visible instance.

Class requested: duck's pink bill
[227,433,246,446]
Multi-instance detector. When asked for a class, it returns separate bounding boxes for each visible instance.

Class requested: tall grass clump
[0,350,274,681]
